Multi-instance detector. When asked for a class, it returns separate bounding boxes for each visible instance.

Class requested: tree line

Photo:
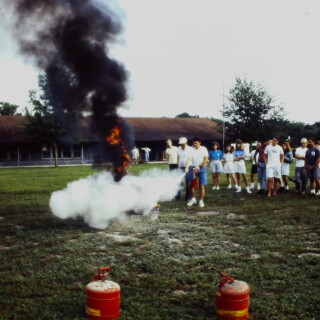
[176,77,320,147]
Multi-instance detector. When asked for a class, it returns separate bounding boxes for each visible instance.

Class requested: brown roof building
[0,115,222,165]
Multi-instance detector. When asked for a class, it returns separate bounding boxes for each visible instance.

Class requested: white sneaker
[216,186,220,190]
[250,183,254,189]
[227,184,232,189]
[187,198,197,206]
[236,187,242,193]
[315,191,320,196]
[199,200,204,208]
[246,186,252,194]
[212,186,217,190]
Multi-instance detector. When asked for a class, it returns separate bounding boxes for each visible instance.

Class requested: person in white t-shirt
[165,139,178,171]
[177,137,193,201]
[186,137,209,208]
[131,146,139,165]
[294,138,308,194]
[263,136,284,197]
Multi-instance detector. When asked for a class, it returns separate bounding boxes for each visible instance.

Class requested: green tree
[25,66,83,167]
[223,77,286,142]
[25,90,64,167]
[0,102,20,115]
[175,112,200,118]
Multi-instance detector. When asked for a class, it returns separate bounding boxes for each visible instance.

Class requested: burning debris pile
[6,0,132,180]
[50,169,183,229]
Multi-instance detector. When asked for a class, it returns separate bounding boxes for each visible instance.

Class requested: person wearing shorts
[223,145,237,189]
[279,142,293,192]
[233,139,251,194]
[254,139,268,194]
[186,137,209,208]
[209,141,223,190]
[264,136,284,197]
[305,137,320,196]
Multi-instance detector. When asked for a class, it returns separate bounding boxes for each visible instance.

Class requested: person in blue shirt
[209,141,223,190]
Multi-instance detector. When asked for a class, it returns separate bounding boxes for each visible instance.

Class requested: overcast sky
[0,0,319,124]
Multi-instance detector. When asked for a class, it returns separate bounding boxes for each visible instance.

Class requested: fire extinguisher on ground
[215,272,250,320]
[86,267,120,320]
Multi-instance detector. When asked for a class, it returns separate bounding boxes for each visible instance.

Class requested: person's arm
[195,156,209,171]
[263,153,268,165]
[295,149,305,160]
[254,150,260,166]
[284,152,293,163]
[234,151,245,161]
[304,151,308,170]
[288,151,293,163]
[280,153,284,164]
[185,156,192,173]
[314,152,320,169]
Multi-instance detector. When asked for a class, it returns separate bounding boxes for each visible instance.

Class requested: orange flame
[105,126,131,175]
[105,127,121,145]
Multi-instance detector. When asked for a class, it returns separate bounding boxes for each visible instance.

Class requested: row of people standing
[254,137,320,196]
[165,136,320,207]
[209,140,252,193]
[131,146,151,164]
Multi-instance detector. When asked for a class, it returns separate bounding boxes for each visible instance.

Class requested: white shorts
[223,162,234,174]
[281,163,290,176]
[234,161,246,174]
[210,160,223,173]
[266,164,281,179]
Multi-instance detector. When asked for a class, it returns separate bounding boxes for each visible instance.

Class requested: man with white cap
[177,137,193,201]
[294,138,308,195]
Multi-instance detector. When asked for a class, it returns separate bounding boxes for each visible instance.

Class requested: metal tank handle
[219,272,235,287]
[93,267,110,281]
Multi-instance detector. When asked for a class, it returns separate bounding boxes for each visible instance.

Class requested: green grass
[0,164,320,320]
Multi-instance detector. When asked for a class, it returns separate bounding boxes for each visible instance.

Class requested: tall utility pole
[222,65,225,152]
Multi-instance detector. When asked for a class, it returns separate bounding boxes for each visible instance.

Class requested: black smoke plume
[6,0,133,180]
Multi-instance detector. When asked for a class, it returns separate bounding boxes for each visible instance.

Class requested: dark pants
[295,167,308,192]
[178,167,190,201]
[169,164,179,171]
[169,164,179,200]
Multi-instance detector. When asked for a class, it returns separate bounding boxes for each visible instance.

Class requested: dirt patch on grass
[172,290,188,295]
[227,213,247,220]
[104,232,138,242]
[196,211,220,216]
[298,253,320,258]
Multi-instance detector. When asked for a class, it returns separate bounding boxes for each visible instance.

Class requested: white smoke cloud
[49,168,183,229]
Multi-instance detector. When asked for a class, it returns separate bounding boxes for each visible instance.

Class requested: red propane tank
[86,267,120,320]
[215,272,250,320]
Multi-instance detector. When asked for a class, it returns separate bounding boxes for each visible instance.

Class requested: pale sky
[0,0,319,124]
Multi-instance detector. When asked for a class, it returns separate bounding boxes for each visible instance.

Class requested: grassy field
[0,163,319,320]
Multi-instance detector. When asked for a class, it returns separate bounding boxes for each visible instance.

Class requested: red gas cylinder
[215,272,250,320]
[86,267,120,320]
